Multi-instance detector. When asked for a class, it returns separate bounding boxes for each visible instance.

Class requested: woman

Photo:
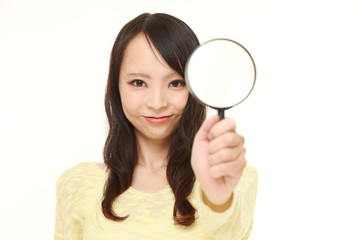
[55,12,258,240]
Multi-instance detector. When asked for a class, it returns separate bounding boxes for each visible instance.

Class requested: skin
[115,32,247,210]
[119,33,189,193]
[192,115,246,210]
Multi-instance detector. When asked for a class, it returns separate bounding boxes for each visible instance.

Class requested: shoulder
[55,162,106,237]
[238,164,258,190]
[57,162,99,183]
[56,161,107,197]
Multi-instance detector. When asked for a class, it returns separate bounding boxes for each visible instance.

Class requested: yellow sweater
[55,162,258,240]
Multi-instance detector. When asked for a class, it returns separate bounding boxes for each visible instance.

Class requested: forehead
[121,33,169,70]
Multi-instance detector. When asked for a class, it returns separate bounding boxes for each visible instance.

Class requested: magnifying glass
[185,38,256,119]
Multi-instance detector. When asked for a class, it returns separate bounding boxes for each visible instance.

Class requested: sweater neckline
[92,161,171,196]
[128,185,171,196]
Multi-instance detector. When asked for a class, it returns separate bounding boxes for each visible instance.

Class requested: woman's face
[119,33,189,142]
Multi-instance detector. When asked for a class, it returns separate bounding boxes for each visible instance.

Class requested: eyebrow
[126,72,182,79]
[126,73,151,78]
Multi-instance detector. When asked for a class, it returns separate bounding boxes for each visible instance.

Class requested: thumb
[194,114,220,142]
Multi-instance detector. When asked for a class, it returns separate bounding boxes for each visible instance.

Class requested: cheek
[176,91,189,111]
[119,88,139,117]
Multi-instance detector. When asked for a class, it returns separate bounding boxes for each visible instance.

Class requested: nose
[146,87,168,110]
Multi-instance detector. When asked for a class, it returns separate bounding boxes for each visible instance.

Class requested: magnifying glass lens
[185,39,256,118]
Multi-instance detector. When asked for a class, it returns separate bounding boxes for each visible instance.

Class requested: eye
[130,80,146,87]
[169,80,186,88]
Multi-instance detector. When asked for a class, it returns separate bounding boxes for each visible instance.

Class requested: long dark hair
[101,13,206,226]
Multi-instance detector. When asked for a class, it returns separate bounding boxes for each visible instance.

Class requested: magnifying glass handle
[218,109,225,120]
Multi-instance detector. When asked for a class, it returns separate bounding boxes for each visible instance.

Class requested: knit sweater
[55,162,258,240]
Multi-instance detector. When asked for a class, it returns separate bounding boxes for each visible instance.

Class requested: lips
[143,115,171,124]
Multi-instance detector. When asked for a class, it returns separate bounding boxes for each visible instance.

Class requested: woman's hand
[191,115,247,207]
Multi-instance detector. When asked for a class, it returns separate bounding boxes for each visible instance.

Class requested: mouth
[143,115,172,124]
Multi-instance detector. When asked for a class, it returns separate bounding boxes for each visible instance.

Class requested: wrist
[201,190,233,213]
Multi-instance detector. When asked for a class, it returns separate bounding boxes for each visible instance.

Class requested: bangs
[142,15,199,77]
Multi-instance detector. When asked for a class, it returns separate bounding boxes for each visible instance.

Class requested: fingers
[208,132,244,154]
[208,145,246,166]
[207,118,236,140]
[209,156,247,178]
[194,115,220,142]
[204,115,246,179]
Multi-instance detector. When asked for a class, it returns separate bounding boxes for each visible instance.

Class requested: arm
[193,165,258,239]
[191,115,258,239]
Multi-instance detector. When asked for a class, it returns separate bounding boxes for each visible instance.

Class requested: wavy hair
[101,13,206,226]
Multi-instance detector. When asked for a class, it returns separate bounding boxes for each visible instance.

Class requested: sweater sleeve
[191,164,258,240]
[54,162,92,240]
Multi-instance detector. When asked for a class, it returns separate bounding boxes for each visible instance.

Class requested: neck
[135,131,171,171]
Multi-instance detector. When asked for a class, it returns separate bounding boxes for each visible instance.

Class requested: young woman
[55,13,258,240]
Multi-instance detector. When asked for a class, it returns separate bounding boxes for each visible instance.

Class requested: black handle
[218,109,225,119]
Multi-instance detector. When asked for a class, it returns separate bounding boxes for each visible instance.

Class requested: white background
[1,0,360,239]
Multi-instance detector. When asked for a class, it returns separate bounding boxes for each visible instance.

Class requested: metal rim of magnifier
[185,38,257,111]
